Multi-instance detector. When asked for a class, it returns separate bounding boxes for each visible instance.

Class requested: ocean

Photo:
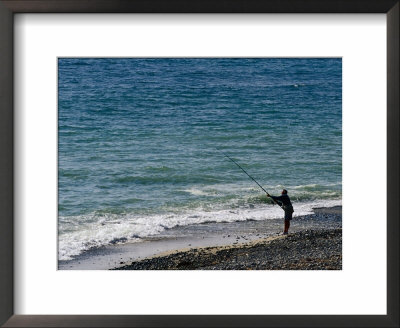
[58,58,342,261]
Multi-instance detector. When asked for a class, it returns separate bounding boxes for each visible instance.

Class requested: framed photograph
[0,1,398,327]
[56,56,342,272]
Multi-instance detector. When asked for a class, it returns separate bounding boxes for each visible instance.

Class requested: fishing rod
[222,153,282,208]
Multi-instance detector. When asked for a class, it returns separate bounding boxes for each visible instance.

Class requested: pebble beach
[113,206,342,270]
[59,206,342,270]
[114,229,342,270]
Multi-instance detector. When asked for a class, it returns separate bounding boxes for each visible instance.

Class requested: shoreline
[115,228,342,270]
[58,205,342,270]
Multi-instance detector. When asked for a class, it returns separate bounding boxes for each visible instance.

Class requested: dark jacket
[271,194,294,213]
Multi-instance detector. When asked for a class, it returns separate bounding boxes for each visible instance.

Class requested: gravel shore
[114,228,342,270]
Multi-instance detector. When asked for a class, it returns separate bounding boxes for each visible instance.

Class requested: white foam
[182,188,212,196]
[58,198,341,261]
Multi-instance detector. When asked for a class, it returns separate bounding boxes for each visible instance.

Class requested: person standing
[267,189,294,235]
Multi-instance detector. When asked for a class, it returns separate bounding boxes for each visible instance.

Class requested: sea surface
[58,58,342,261]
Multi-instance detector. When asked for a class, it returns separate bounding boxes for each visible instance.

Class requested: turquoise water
[58,58,342,260]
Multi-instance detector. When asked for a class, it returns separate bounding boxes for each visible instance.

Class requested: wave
[179,182,341,202]
[58,198,341,261]
[113,174,223,185]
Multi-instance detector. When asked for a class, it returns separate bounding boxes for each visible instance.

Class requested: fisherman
[267,189,294,235]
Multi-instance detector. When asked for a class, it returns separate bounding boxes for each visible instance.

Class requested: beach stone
[113,229,342,271]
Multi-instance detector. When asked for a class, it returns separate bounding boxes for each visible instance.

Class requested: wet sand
[58,206,342,270]
[115,229,342,270]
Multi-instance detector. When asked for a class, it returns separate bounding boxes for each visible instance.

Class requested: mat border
[0,1,398,327]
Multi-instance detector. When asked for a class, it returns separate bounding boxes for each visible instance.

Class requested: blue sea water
[58,58,342,260]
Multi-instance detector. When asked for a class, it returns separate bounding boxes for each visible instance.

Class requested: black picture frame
[0,1,398,327]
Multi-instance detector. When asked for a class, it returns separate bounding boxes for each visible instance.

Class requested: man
[267,189,294,235]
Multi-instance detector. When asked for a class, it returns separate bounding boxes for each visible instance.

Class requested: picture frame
[0,0,398,327]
